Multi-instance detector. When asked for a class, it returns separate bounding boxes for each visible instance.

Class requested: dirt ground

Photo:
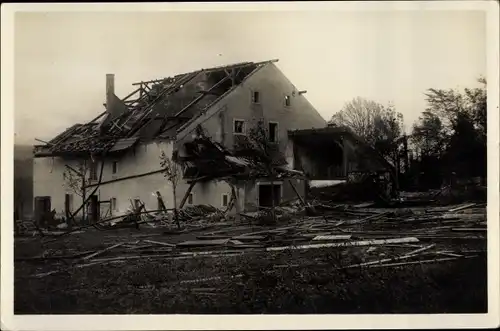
[14,203,488,314]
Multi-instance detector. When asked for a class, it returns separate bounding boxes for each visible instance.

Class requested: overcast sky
[14,10,486,145]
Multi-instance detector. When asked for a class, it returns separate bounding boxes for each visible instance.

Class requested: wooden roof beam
[173,74,231,118]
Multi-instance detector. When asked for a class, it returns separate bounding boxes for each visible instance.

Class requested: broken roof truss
[34,59,278,157]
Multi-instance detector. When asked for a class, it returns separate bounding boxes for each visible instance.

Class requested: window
[111,197,117,211]
[269,122,278,143]
[187,193,194,205]
[222,193,229,207]
[284,95,291,107]
[89,161,98,180]
[252,91,260,104]
[233,119,245,134]
[112,161,118,174]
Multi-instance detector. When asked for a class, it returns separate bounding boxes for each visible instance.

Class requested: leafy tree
[410,77,487,186]
[330,97,404,163]
[411,111,446,157]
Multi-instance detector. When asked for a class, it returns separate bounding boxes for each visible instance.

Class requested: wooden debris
[451,228,486,232]
[82,243,125,260]
[343,244,436,269]
[266,237,420,252]
[196,235,231,240]
[351,202,375,208]
[231,235,267,241]
[448,203,477,213]
[367,256,470,268]
[177,239,230,247]
[312,235,352,241]
[143,239,176,247]
[180,274,243,285]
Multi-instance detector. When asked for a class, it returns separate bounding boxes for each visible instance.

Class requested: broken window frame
[268,121,279,143]
[251,90,260,104]
[233,119,246,135]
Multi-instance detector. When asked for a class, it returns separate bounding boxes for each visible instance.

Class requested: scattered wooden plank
[451,228,487,232]
[228,240,245,245]
[359,212,391,223]
[82,242,125,260]
[207,226,254,235]
[230,244,265,249]
[351,202,375,209]
[367,256,467,268]
[268,226,296,233]
[266,237,419,252]
[435,251,464,258]
[448,203,477,213]
[178,249,246,257]
[196,235,231,240]
[236,229,273,237]
[15,250,95,262]
[180,274,244,285]
[231,235,267,241]
[312,235,352,241]
[416,236,485,240]
[142,239,176,247]
[176,239,230,247]
[343,244,436,269]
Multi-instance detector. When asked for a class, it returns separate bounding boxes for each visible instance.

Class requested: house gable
[175,62,327,151]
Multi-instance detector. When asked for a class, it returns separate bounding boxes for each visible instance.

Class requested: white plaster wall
[33,157,87,218]
[33,140,238,220]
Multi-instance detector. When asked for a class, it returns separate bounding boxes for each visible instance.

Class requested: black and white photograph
[1,1,499,330]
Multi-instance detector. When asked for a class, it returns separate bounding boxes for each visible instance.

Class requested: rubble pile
[177,205,227,223]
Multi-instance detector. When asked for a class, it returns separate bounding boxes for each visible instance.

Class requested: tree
[160,151,182,229]
[425,78,486,176]
[330,97,404,162]
[234,119,287,223]
[62,160,92,225]
[410,77,487,187]
[411,111,446,158]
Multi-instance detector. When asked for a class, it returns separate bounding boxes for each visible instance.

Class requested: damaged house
[33,60,327,224]
[33,59,396,225]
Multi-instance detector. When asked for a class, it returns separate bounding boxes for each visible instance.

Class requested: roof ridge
[134,59,278,87]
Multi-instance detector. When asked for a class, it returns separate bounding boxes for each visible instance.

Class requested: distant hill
[14,144,34,219]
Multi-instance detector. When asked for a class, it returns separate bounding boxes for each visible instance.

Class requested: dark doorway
[258,184,281,209]
[34,196,51,227]
[89,195,99,223]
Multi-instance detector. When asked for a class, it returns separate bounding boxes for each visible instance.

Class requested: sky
[14,9,486,145]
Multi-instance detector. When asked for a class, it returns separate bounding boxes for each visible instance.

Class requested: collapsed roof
[178,129,304,182]
[34,59,279,157]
